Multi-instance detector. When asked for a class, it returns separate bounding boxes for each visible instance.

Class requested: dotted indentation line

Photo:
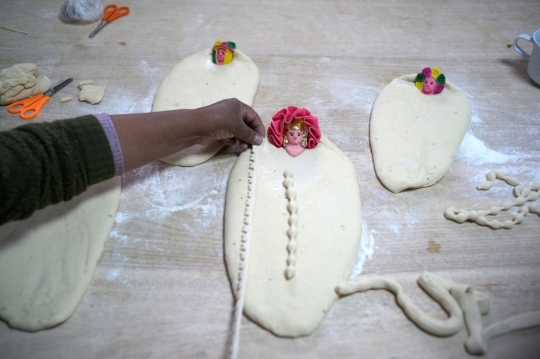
[229,146,260,359]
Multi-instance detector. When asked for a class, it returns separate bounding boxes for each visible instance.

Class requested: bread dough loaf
[152,48,259,167]
[370,74,471,193]
[224,137,362,337]
[0,178,120,331]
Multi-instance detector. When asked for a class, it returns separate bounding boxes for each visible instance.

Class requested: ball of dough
[0,63,51,105]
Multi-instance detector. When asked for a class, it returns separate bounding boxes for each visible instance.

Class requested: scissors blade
[44,78,73,97]
[89,20,109,38]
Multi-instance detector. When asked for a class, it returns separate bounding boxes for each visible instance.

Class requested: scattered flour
[456,131,518,165]
[349,220,375,279]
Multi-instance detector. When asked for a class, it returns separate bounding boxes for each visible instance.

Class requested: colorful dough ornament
[267,106,322,157]
[415,67,446,95]
[212,40,236,65]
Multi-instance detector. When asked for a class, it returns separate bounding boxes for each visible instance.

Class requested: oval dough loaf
[152,48,259,167]
[224,137,362,337]
[0,178,120,331]
[370,74,471,193]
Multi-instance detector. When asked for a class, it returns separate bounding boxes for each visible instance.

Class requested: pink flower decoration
[422,67,432,78]
[267,106,322,149]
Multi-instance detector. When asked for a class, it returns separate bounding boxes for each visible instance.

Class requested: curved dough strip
[336,272,465,336]
[445,171,540,229]
[336,272,540,355]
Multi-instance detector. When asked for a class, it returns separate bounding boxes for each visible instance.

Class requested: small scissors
[89,4,130,38]
[8,78,73,120]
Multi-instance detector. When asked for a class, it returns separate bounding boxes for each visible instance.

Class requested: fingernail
[254,135,263,145]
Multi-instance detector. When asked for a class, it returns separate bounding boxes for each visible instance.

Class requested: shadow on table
[499,59,540,89]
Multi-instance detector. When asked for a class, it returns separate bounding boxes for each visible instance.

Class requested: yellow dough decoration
[212,40,235,65]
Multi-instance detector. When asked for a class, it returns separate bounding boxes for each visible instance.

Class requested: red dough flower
[267,106,322,149]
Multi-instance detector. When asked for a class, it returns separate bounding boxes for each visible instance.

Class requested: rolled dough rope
[476,311,540,354]
[59,97,72,103]
[229,145,261,359]
[529,203,540,215]
[445,171,540,229]
[283,169,298,280]
[450,283,486,354]
[336,272,540,355]
[477,170,520,190]
[336,272,465,336]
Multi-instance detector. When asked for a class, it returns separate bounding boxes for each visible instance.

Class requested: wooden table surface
[1,0,540,358]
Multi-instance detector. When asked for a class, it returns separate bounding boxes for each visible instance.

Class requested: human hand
[193,98,265,150]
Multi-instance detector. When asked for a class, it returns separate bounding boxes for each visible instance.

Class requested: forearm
[0,115,114,225]
[110,99,264,172]
[0,99,264,225]
[110,108,203,172]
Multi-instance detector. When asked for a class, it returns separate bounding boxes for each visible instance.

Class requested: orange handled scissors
[89,4,130,38]
[8,78,73,120]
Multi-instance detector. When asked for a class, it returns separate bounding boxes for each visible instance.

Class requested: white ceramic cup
[513,29,540,85]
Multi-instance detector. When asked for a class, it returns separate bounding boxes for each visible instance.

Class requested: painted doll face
[286,128,303,146]
[422,77,437,95]
[217,49,226,63]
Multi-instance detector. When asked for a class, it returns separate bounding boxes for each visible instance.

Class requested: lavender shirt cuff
[94,113,125,176]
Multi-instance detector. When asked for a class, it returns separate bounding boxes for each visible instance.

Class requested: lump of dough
[370,74,471,193]
[0,63,51,105]
[78,84,106,104]
[77,80,94,89]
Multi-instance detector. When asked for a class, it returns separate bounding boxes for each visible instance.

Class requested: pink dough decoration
[268,106,322,157]
[212,40,236,65]
[415,67,446,95]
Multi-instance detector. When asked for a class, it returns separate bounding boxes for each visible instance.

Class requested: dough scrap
[225,137,362,337]
[0,178,120,331]
[370,74,471,193]
[0,63,51,105]
[78,84,106,104]
[152,48,259,167]
[445,171,540,229]
[59,96,73,103]
[77,80,94,89]
[336,272,540,355]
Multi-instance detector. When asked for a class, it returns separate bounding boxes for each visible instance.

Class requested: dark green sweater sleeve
[0,115,115,225]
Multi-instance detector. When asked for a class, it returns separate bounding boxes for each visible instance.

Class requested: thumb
[234,125,263,146]
[231,102,264,145]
